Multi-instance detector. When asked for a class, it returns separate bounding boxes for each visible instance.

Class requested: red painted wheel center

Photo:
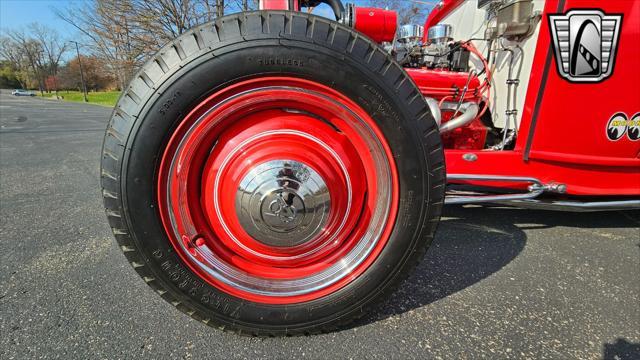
[157,77,398,304]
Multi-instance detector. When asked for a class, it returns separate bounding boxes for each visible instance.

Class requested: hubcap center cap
[235,160,330,248]
[263,189,303,228]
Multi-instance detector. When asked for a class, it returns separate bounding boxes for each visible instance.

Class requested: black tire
[101,11,444,336]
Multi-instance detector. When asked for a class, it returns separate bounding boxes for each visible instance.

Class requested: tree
[0,37,31,88]
[55,0,235,88]
[29,23,68,97]
[1,25,68,92]
[230,0,257,11]
[216,0,225,17]
[58,55,116,91]
[52,0,261,89]
[56,0,146,90]
[130,0,221,47]
[3,30,48,95]
[0,60,23,88]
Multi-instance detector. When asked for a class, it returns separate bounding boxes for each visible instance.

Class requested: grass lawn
[39,90,121,107]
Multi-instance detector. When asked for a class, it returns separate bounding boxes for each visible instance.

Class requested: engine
[261,0,540,151]
[393,0,541,151]
[399,24,470,73]
[391,21,492,150]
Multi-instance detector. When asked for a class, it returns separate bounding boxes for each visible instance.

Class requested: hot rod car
[101,0,639,335]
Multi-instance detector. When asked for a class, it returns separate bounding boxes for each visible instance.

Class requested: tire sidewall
[121,33,435,331]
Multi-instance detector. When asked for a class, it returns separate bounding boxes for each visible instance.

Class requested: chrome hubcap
[235,160,331,248]
[159,78,398,301]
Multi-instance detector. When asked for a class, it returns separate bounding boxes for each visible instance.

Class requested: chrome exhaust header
[439,101,479,133]
[423,97,480,133]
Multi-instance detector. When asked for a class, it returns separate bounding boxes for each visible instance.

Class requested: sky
[0,0,381,34]
[0,0,75,32]
[0,0,435,36]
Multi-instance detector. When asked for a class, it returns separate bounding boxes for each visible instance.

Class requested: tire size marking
[360,85,401,124]
[400,190,415,228]
[159,257,243,319]
[257,57,305,67]
[159,91,182,115]
[160,259,207,302]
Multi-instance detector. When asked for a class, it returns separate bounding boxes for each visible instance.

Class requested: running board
[493,199,640,212]
[444,174,640,211]
[445,174,544,205]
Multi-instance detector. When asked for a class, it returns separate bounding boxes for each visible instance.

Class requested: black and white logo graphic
[628,113,640,141]
[607,112,628,141]
[549,9,622,82]
[606,112,640,142]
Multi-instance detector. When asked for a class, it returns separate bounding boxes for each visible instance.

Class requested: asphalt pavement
[1,90,639,359]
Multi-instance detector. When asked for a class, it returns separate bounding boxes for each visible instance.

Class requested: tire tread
[101,10,444,337]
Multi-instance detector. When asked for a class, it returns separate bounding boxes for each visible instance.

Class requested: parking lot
[1,91,638,359]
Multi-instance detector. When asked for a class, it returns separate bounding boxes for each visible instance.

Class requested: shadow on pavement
[602,338,640,360]
[356,206,639,325]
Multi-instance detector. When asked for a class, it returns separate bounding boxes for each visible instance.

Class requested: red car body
[263,0,640,199]
[422,0,639,197]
